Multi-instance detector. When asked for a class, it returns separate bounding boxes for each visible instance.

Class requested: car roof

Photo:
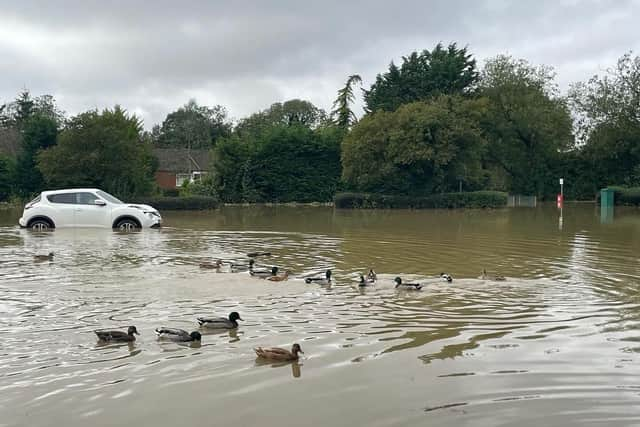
[41,188,102,195]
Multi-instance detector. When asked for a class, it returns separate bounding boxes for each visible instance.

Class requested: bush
[133,196,218,210]
[334,191,508,209]
[162,188,180,197]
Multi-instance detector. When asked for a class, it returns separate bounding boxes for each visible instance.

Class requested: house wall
[155,171,177,189]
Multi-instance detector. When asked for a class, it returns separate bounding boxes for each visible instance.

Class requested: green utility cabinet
[600,188,615,207]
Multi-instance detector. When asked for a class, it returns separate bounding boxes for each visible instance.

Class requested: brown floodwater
[1,204,640,426]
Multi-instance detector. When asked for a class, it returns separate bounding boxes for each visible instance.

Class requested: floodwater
[1,204,640,426]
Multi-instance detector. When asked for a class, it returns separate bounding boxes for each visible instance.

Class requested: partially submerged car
[19,189,162,231]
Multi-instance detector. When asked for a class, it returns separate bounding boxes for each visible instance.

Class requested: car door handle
[75,209,83,212]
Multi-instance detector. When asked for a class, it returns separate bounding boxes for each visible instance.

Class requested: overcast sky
[1,0,639,128]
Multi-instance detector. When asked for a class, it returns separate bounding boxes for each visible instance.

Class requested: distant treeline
[2,43,640,204]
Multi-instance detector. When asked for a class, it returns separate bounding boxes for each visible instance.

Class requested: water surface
[1,204,640,426]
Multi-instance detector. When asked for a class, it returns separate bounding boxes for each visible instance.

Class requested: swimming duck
[358,274,374,287]
[394,277,422,290]
[95,326,139,342]
[197,311,243,329]
[199,259,223,270]
[250,266,279,278]
[155,327,202,342]
[267,270,290,282]
[305,269,332,285]
[481,269,506,281]
[254,343,303,361]
[440,273,453,283]
[366,269,377,282]
[34,252,54,262]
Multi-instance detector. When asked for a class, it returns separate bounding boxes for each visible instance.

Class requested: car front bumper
[18,217,26,227]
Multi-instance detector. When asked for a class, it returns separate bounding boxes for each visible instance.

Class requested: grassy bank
[133,196,219,210]
[334,191,508,209]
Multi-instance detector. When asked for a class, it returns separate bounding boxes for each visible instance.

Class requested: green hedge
[334,191,508,209]
[601,186,640,205]
[133,196,219,210]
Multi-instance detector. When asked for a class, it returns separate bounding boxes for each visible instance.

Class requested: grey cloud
[1,0,639,128]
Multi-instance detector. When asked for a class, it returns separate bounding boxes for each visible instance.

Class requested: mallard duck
[228,259,254,273]
[440,272,453,283]
[254,343,303,361]
[267,270,289,282]
[250,266,279,278]
[34,252,54,262]
[247,251,271,258]
[366,269,377,282]
[305,269,332,285]
[358,274,374,287]
[199,259,223,270]
[394,277,422,290]
[155,327,202,342]
[95,326,139,342]
[197,311,243,329]
[481,269,506,281]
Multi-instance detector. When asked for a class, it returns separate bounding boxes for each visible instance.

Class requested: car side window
[76,192,99,205]
[47,193,76,204]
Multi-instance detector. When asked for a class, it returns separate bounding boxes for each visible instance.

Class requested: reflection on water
[1,204,640,426]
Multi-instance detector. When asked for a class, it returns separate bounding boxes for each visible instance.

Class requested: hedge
[132,196,219,210]
[600,186,640,206]
[334,191,508,209]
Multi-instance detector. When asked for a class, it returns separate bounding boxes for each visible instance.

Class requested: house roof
[153,148,212,173]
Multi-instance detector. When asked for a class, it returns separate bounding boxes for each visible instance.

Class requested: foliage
[334,191,507,209]
[342,96,487,195]
[213,124,342,203]
[153,99,231,149]
[0,155,13,201]
[331,74,362,128]
[364,43,478,112]
[569,53,640,190]
[0,90,65,129]
[14,115,58,197]
[235,99,327,136]
[478,55,573,197]
[38,106,154,198]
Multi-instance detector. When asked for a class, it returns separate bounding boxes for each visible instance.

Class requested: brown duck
[254,343,303,361]
[94,326,139,342]
[34,252,54,261]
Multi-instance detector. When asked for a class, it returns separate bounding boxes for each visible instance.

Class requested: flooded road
[1,204,640,426]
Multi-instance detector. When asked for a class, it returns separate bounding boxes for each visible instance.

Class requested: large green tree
[213,124,342,203]
[235,99,327,136]
[331,74,362,128]
[342,96,487,194]
[569,52,640,188]
[0,155,13,201]
[38,106,154,197]
[154,99,231,149]
[479,55,573,197]
[364,43,478,112]
[14,115,58,196]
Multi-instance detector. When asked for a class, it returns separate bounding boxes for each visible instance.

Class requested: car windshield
[96,190,124,204]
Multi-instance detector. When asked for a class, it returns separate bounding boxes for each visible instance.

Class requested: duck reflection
[254,358,302,378]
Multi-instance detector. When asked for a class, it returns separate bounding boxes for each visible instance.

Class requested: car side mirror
[94,199,107,206]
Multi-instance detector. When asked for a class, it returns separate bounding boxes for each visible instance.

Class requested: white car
[19,188,162,231]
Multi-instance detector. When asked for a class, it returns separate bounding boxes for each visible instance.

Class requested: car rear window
[47,193,76,204]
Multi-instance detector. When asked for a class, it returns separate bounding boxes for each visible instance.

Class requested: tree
[569,52,640,188]
[235,99,327,136]
[479,55,573,197]
[213,124,342,203]
[14,115,58,196]
[0,90,65,129]
[38,106,154,197]
[154,99,231,149]
[364,43,478,112]
[331,74,362,128]
[342,96,487,194]
[0,155,13,201]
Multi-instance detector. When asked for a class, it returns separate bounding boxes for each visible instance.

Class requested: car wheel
[115,218,140,232]
[29,219,52,231]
